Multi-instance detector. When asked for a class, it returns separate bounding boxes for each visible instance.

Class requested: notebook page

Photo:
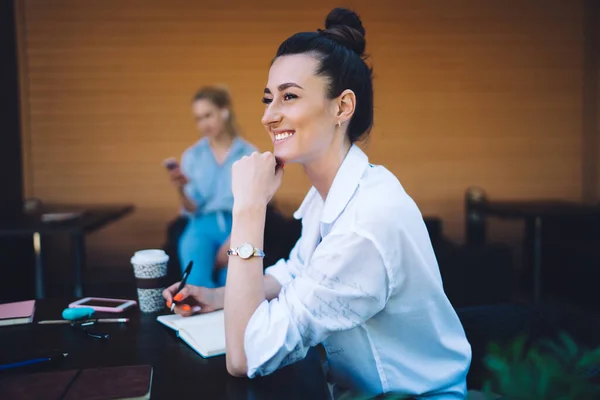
[177,310,225,357]
[156,314,184,331]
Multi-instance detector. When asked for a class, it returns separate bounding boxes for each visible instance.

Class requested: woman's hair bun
[321,8,366,57]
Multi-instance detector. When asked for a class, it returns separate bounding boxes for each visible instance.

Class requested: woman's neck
[303,137,352,201]
[208,132,234,150]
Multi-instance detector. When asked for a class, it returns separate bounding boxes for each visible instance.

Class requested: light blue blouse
[180,136,257,217]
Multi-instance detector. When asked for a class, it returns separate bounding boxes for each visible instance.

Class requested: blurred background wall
[15,0,597,269]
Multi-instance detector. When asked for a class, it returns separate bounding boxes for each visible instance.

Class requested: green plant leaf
[482,332,600,399]
[481,381,494,396]
[540,339,568,362]
[576,346,600,370]
[484,354,509,374]
[487,342,502,357]
[558,331,580,360]
[511,334,527,361]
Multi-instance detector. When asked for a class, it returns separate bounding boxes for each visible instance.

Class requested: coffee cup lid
[131,249,169,265]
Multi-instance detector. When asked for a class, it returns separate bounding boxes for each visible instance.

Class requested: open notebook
[157,310,225,358]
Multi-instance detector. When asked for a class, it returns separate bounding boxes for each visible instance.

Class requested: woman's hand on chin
[232,151,284,212]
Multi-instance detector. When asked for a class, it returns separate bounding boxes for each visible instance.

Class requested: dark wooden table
[480,200,600,304]
[0,300,331,399]
[0,204,134,299]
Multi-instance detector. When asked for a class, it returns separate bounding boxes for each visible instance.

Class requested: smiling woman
[163,7,472,399]
[260,21,372,170]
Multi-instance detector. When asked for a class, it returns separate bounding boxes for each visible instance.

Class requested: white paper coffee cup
[131,249,170,313]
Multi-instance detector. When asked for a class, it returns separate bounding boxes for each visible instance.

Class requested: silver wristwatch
[227,243,265,260]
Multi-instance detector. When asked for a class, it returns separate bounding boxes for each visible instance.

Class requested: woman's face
[261,54,339,165]
[192,99,227,138]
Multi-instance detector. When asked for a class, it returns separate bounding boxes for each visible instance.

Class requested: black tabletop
[0,300,330,400]
[0,204,134,235]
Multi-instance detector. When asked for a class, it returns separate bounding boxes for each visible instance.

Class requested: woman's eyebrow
[264,82,304,94]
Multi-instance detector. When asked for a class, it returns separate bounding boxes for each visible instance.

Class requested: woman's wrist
[232,202,267,218]
[230,203,266,249]
[213,287,226,309]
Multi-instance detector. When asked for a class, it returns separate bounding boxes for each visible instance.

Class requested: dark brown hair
[274,8,373,143]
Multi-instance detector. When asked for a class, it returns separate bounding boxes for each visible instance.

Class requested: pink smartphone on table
[68,297,137,313]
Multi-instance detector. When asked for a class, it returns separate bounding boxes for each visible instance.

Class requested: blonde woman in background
[166,86,256,288]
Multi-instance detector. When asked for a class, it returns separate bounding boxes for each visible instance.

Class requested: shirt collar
[198,136,245,160]
[293,144,370,224]
[228,137,246,157]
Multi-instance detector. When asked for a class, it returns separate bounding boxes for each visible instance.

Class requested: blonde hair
[192,85,239,138]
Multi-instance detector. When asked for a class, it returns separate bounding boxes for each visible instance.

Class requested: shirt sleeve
[244,231,390,378]
[264,237,303,287]
[180,149,203,216]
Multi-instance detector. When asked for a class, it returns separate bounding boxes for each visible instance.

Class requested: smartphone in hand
[164,157,188,187]
[163,157,180,171]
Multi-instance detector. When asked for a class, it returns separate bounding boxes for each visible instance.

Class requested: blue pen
[0,353,68,371]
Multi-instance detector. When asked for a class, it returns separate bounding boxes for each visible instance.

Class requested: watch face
[238,243,254,259]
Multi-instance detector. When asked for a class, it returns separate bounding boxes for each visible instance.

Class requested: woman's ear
[221,109,230,120]
[336,89,356,125]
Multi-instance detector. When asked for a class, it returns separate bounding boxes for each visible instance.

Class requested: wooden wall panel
[17,0,585,268]
[582,0,599,202]
[594,2,600,201]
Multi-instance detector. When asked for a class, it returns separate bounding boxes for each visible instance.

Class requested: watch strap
[227,246,265,258]
[252,248,265,257]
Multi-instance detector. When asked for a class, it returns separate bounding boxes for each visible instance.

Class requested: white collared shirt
[244,145,472,398]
